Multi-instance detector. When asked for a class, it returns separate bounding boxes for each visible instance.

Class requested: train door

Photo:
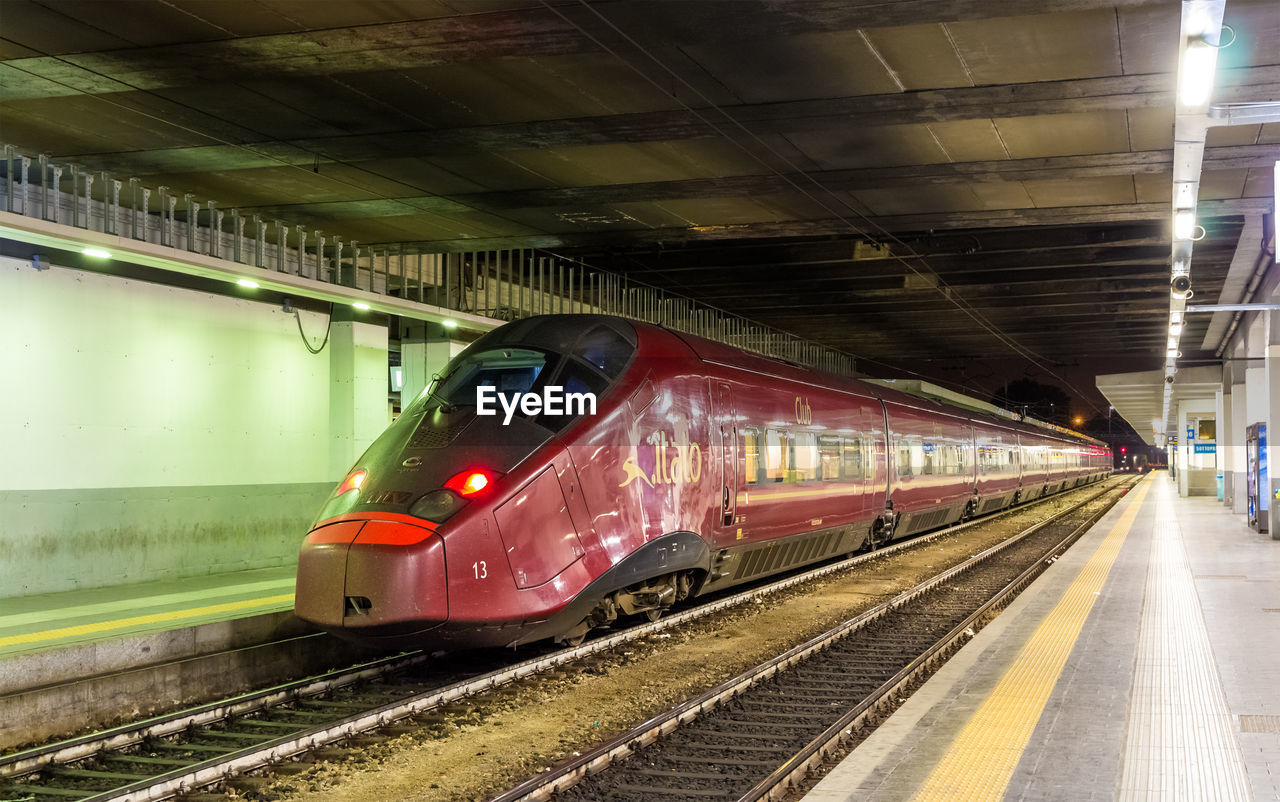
[714,382,737,527]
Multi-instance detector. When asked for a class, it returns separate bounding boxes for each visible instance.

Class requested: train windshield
[405,319,636,429]
[433,348,548,406]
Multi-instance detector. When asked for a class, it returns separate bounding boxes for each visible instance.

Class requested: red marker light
[444,468,499,497]
[337,469,367,495]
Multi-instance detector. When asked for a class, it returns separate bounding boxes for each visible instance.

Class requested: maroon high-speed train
[295,315,1110,649]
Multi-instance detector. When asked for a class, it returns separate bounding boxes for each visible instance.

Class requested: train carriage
[295,315,1110,651]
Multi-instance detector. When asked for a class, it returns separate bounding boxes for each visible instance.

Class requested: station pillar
[1228,377,1248,512]
[401,322,467,408]
[1217,384,1229,505]
[1267,343,1280,538]
[329,308,390,479]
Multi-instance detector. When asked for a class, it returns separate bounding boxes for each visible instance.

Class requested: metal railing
[1,144,858,377]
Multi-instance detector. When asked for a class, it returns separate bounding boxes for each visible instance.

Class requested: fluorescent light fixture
[1167,348,1179,358]
[1174,210,1197,240]
[1171,309,1184,324]
[1180,41,1217,106]
[1168,336,1179,349]
[81,247,111,259]
[236,278,259,289]
[352,301,371,311]
[1170,322,1183,337]
[441,319,458,329]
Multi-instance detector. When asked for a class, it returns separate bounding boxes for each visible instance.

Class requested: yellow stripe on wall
[913,478,1151,801]
[0,593,295,649]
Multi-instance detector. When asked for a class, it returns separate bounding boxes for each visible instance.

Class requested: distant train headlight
[410,489,466,523]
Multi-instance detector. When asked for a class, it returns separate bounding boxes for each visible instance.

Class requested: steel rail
[737,478,1129,801]
[488,477,1134,802]
[0,478,1116,801]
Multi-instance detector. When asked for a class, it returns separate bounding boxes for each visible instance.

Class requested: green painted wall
[0,483,331,594]
[0,256,388,598]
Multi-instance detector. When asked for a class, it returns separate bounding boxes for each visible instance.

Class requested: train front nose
[294,517,448,637]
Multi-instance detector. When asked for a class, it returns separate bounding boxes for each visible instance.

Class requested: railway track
[0,479,1125,802]
[493,476,1139,802]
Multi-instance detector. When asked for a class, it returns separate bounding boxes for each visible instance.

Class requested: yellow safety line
[0,593,295,649]
[913,478,1151,801]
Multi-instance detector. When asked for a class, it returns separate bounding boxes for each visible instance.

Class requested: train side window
[922,442,936,476]
[743,428,760,485]
[764,428,787,482]
[842,436,864,480]
[897,437,923,477]
[819,435,842,481]
[794,432,819,482]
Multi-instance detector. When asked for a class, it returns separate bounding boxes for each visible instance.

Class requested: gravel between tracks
[251,483,1119,802]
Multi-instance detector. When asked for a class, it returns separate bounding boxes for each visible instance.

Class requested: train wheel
[645,608,663,623]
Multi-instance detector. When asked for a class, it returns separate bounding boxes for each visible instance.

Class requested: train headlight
[410,489,466,523]
[336,468,368,496]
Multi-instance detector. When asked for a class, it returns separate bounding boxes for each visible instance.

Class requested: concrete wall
[0,256,388,596]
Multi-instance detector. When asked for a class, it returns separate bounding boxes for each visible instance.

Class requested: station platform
[0,565,296,658]
[0,566,373,751]
[806,473,1280,801]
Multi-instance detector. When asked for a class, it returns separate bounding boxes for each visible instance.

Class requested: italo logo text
[619,429,703,489]
[475,386,597,425]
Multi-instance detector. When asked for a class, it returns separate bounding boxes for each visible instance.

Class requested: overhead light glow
[1167,348,1180,358]
[1168,336,1179,349]
[81,247,112,259]
[1174,210,1197,240]
[236,278,259,288]
[1171,309,1184,324]
[1170,323,1183,337]
[352,302,371,311]
[441,319,458,329]
[1180,41,1217,106]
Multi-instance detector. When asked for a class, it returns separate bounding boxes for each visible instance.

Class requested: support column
[401,321,467,408]
[329,307,389,479]
[1230,382,1247,512]
[1267,343,1280,537]
[1177,401,1190,497]
[1216,386,1227,504]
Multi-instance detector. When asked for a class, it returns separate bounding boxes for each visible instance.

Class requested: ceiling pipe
[1214,214,1277,358]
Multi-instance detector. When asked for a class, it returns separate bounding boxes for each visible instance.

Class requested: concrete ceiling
[2,0,1278,403]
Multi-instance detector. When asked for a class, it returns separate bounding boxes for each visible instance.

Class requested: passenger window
[793,432,819,482]
[922,442,936,476]
[765,429,787,482]
[843,436,864,480]
[743,428,760,485]
[898,437,924,477]
[819,435,842,481]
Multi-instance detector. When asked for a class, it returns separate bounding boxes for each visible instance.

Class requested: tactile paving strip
[1118,480,1251,801]
[911,480,1151,801]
